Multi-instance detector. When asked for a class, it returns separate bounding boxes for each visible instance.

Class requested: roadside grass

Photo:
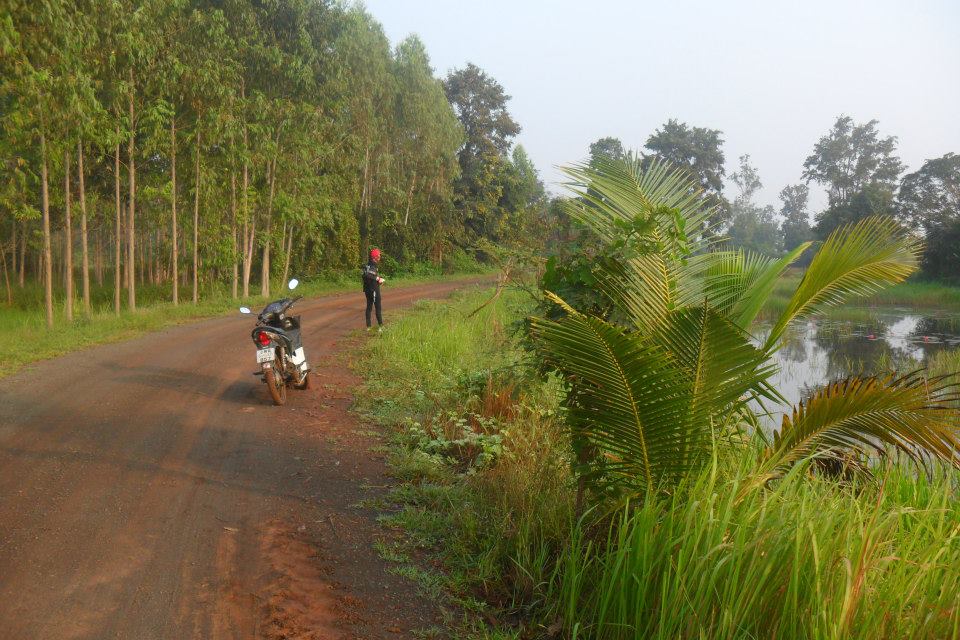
[0,270,489,375]
[358,285,960,639]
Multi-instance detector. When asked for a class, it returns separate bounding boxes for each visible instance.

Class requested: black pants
[364,287,382,327]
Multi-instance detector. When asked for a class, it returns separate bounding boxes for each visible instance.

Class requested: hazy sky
[362,0,960,213]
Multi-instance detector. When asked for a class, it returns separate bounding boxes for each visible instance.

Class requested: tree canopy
[802,115,904,207]
[644,119,728,227]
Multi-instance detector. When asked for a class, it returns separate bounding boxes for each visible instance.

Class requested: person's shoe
[377,326,383,334]
[366,327,372,333]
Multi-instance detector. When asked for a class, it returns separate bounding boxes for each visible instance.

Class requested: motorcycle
[240,278,311,405]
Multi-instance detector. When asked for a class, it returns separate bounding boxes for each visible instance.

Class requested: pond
[755,309,960,423]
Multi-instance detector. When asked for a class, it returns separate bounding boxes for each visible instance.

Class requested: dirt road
[0,280,483,640]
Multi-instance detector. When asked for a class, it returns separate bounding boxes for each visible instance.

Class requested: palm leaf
[651,304,784,425]
[702,242,812,328]
[561,156,714,251]
[764,217,919,351]
[760,372,960,479]
[590,253,673,332]
[559,157,717,332]
[530,294,708,495]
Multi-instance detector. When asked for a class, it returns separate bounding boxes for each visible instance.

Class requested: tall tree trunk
[404,171,417,226]
[281,224,293,288]
[18,218,26,287]
[95,227,103,286]
[260,156,277,297]
[78,142,90,316]
[114,133,122,315]
[192,128,201,305]
[231,172,238,299]
[64,150,73,322]
[360,145,370,251]
[241,125,251,298]
[148,232,154,285]
[1,239,11,306]
[40,131,53,328]
[170,117,178,305]
[10,218,17,279]
[127,69,137,311]
[244,217,256,297]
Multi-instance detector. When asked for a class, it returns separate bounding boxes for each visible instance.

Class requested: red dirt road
[0,280,482,640]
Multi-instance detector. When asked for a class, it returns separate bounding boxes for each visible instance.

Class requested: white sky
[362,0,960,214]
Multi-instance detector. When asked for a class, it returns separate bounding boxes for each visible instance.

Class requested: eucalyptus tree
[382,35,462,257]
[726,155,781,256]
[330,5,394,255]
[181,5,237,303]
[3,0,77,327]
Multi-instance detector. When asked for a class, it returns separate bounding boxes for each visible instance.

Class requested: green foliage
[533,157,957,505]
[550,459,960,639]
[358,278,960,639]
[803,115,904,207]
[725,154,781,256]
[813,183,896,239]
[643,119,729,228]
[0,1,534,320]
[779,183,813,259]
[898,153,960,280]
[588,137,626,165]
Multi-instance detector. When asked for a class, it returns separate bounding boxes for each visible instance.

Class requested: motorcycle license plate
[256,348,274,364]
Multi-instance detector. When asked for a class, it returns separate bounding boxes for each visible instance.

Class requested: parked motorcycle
[240,279,311,405]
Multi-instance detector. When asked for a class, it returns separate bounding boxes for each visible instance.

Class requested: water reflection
[755,310,960,424]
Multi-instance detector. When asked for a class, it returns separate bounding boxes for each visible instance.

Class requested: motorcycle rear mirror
[239,307,252,314]
[287,278,299,290]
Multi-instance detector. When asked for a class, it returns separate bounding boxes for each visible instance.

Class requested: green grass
[763,272,960,318]
[358,285,960,639]
[0,270,489,375]
[550,456,960,640]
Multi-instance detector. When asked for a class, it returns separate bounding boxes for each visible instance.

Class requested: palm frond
[651,304,784,424]
[530,294,709,495]
[764,217,919,351]
[760,372,960,479]
[558,157,718,332]
[590,254,673,332]
[703,243,812,328]
[561,156,714,252]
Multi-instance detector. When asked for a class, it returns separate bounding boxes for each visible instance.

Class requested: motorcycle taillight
[256,331,271,347]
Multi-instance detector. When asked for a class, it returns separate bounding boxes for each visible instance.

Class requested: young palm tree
[531,157,960,500]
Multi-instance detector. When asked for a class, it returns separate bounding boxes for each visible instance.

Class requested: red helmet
[370,248,381,260]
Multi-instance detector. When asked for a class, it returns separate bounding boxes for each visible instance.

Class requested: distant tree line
[0,1,545,326]
[577,117,959,279]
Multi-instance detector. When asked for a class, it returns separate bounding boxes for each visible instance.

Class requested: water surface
[756,308,960,422]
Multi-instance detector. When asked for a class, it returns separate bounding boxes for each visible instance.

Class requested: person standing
[362,248,385,332]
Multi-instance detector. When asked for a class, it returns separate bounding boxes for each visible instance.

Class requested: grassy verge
[764,273,960,318]
[357,287,960,639]
[0,270,488,376]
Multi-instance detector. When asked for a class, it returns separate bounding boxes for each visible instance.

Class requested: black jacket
[361,259,380,293]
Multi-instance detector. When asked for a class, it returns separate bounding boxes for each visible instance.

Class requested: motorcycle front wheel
[294,369,312,390]
[265,363,287,406]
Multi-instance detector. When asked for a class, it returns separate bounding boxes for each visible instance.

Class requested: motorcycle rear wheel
[265,365,287,406]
